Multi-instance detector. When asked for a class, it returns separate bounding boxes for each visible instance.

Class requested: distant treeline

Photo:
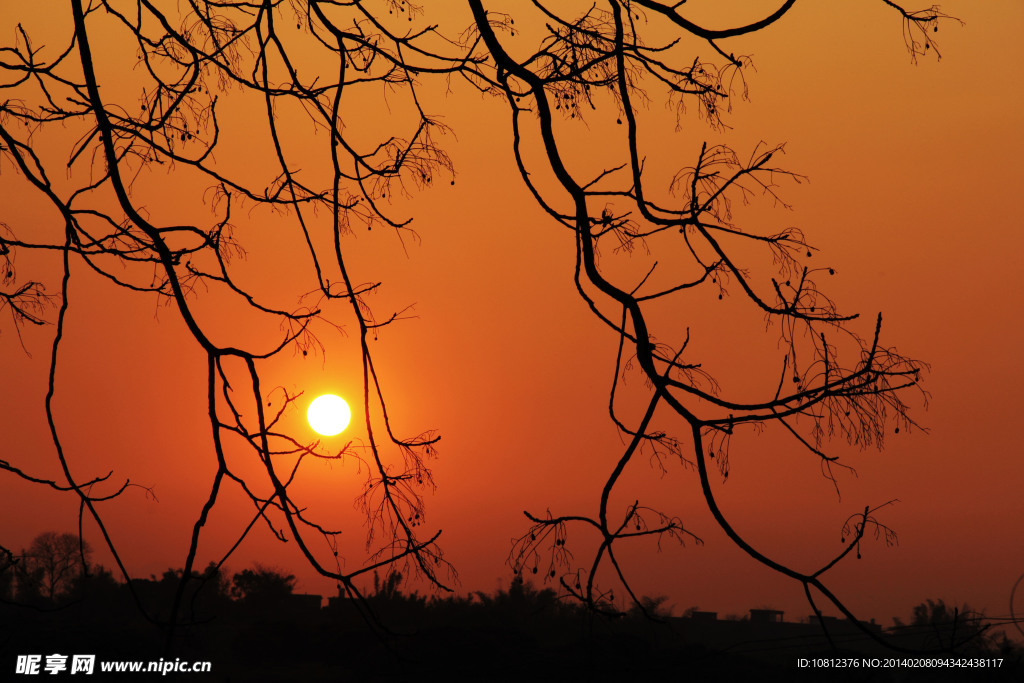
[2,534,1021,682]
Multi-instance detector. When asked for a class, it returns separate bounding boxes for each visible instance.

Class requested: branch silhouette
[1,0,959,658]
[1,0,473,646]
[468,0,946,652]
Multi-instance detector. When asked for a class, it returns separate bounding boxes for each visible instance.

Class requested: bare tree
[0,0,954,649]
[0,0,472,637]
[466,0,951,641]
[14,532,91,603]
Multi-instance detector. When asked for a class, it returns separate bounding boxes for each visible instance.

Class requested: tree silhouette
[1,0,463,639]
[472,0,947,638]
[0,0,956,651]
[0,546,13,602]
[230,564,296,604]
[12,532,91,604]
[887,598,1006,654]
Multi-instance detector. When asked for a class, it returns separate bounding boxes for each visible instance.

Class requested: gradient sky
[2,0,1022,629]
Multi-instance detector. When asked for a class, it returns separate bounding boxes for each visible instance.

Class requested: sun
[307,394,352,436]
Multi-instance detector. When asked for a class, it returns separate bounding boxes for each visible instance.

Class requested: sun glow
[307,394,352,436]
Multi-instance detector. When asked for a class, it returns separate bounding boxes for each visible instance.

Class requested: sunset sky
[2,0,1022,630]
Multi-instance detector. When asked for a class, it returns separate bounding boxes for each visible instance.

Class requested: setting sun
[306,394,352,436]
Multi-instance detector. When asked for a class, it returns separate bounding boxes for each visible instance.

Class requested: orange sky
[2,0,1023,628]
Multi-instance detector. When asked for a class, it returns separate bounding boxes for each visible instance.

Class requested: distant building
[749,609,784,624]
[689,611,718,622]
